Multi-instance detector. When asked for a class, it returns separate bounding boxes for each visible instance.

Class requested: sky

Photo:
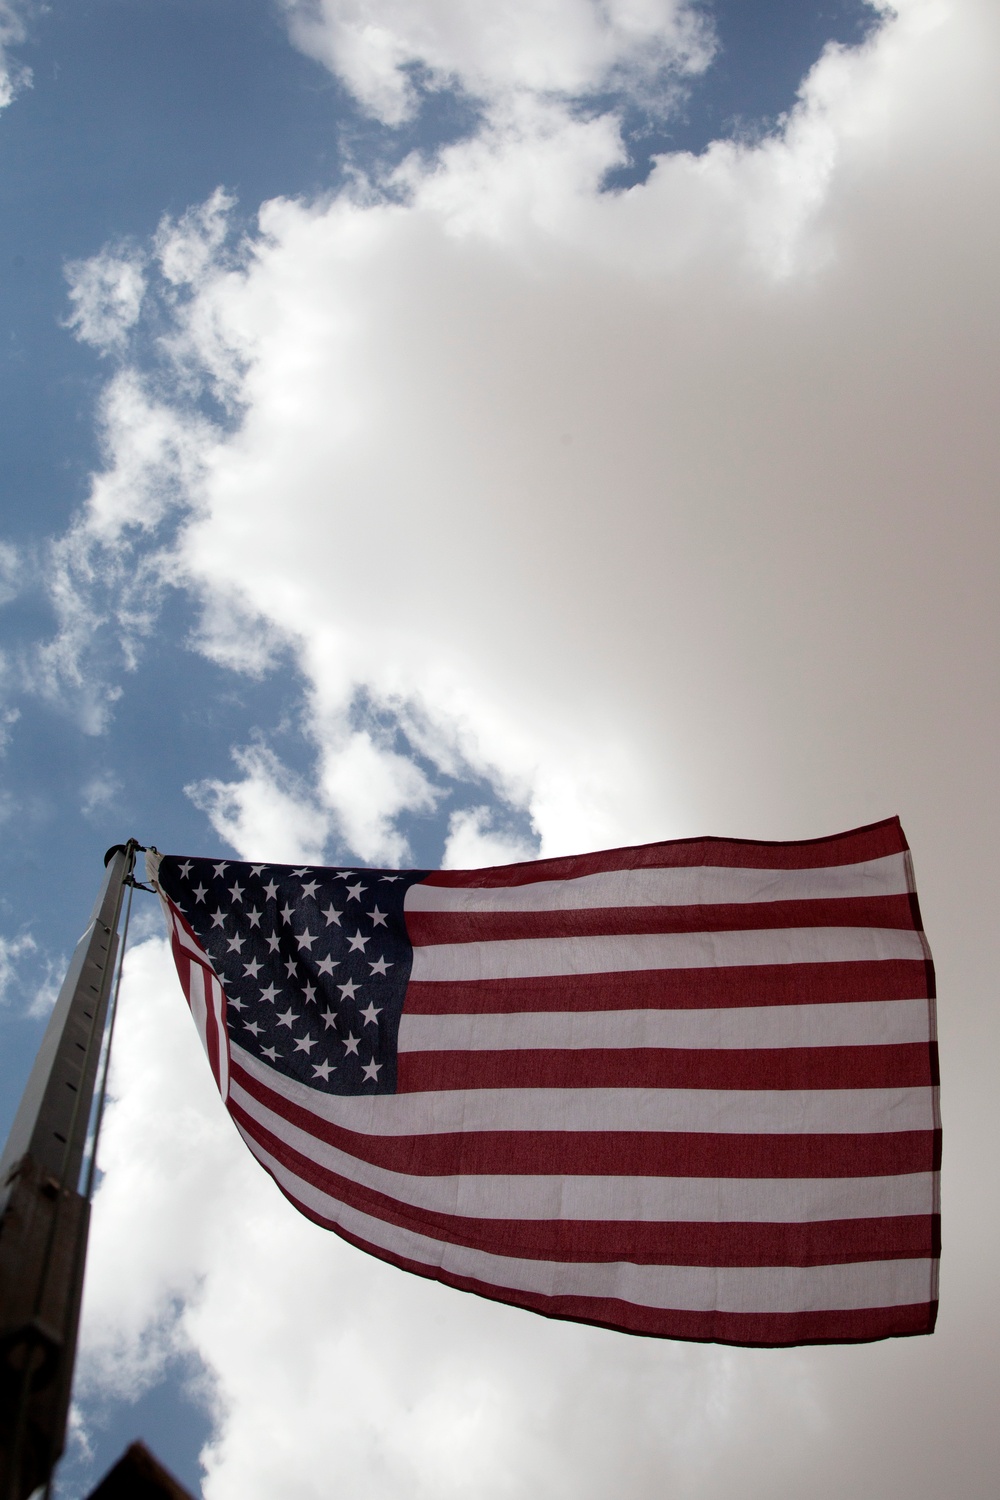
[0,0,998,1495]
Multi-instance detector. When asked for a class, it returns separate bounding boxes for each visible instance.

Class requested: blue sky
[2,2,999,1497]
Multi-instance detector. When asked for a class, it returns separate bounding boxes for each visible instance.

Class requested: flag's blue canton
[156,857,429,1095]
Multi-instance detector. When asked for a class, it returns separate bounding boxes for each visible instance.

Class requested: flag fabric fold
[148,816,940,1347]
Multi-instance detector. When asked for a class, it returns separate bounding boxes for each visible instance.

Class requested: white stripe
[175,906,230,1101]
[231,1045,937,1136]
[187,960,210,1061]
[245,1134,935,1314]
[410,926,926,983]
[406,853,910,913]
[172,910,208,961]
[398,999,931,1053]
[231,1078,935,1224]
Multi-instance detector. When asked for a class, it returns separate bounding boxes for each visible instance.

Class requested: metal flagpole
[0,841,142,1500]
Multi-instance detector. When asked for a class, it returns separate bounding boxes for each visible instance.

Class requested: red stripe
[385,1264,938,1345]
[168,903,227,1095]
[396,1043,933,1094]
[403,959,930,1015]
[231,1059,938,1178]
[420,818,907,887]
[251,1159,937,1345]
[406,895,918,947]
[231,1103,937,1267]
[204,972,224,1094]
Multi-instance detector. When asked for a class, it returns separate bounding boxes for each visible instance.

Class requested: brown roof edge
[84,1439,197,1500]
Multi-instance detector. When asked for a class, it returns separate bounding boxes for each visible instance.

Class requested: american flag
[148,816,940,1347]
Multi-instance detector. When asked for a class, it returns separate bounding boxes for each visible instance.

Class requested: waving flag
[148,816,939,1347]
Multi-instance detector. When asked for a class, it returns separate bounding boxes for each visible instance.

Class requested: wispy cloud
[81,771,124,819]
[278,0,715,125]
[0,1,32,112]
[64,250,147,355]
[0,928,36,1006]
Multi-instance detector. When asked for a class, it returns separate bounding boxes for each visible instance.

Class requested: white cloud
[23,371,215,731]
[186,743,333,864]
[80,938,245,1398]
[315,721,440,864]
[81,770,124,819]
[155,188,236,290]
[0,929,35,1005]
[279,0,714,124]
[65,251,147,354]
[183,728,443,868]
[52,0,1000,855]
[0,540,22,605]
[186,729,441,867]
[0,926,63,1020]
[26,949,67,1020]
[441,803,537,867]
[0,2,31,112]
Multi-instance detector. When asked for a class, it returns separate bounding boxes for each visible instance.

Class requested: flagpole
[0,841,140,1500]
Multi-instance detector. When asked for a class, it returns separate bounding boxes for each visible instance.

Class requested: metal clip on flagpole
[0,841,142,1500]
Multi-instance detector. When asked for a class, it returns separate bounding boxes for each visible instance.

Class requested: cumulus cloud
[62,1,1000,1493]
[49,0,1000,854]
[279,0,714,124]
